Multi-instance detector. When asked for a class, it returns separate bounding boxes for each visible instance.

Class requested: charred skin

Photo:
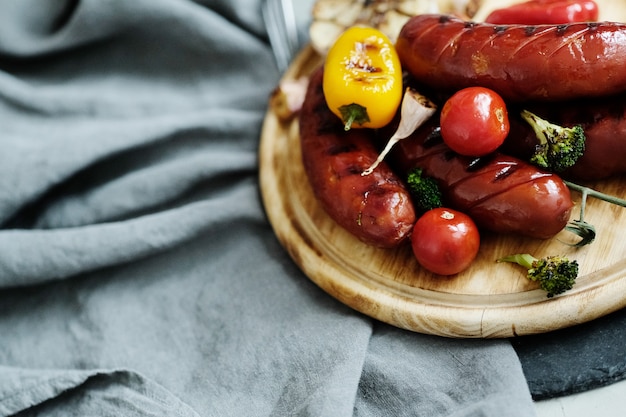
[299,66,416,248]
[391,121,574,239]
[396,14,626,102]
[504,95,626,181]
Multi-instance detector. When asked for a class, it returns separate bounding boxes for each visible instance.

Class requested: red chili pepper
[485,0,599,25]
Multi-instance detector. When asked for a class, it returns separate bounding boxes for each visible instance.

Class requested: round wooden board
[259,45,626,338]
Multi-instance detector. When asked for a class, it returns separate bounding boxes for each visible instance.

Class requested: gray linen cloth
[0,1,537,416]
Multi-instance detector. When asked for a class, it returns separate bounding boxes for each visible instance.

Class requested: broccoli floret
[520,109,586,173]
[406,167,442,213]
[498,253,579,298]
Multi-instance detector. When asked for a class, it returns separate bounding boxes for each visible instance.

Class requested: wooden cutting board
[259,45,626,338]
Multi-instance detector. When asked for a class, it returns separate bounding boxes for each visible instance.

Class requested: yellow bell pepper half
[322,26,403,131]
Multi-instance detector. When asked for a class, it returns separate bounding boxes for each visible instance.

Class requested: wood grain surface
[259,45,626,338]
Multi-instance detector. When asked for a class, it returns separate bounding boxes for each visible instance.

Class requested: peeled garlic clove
[270,77,310,122]
[309,0,483,56]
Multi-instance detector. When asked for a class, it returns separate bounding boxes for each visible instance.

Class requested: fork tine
[263,0,288,72]
[263,0,299,73]
[280,0,299,59]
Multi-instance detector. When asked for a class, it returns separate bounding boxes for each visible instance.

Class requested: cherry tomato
[411,208,480,276]
[440,87,509,157]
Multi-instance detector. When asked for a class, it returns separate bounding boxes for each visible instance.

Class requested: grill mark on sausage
[348,164,364,175]
[467,154,496,172]
[524,26,538,36]
[327,143,358,155]
[422,126,443,148]
[493,163,519,181]
[556,24,569,36]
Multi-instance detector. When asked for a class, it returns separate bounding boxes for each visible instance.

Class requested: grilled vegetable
[322,26,403,131]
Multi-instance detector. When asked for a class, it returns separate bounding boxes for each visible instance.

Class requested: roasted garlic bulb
[309,0,482,55]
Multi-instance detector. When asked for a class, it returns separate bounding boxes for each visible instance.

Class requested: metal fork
[262,0,300,73]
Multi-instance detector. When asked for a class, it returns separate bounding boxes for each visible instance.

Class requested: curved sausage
[395,14,626,102]
[298,66,416,248]
[504,95,626,181]
[390,121,574,239]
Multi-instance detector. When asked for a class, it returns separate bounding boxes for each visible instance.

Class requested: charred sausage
[391,121,574,239]
[298,66,416,248]
[395,14,626,102]
[504,95,626,181]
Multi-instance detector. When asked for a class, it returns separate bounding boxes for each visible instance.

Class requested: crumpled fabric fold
[0,366,201,417]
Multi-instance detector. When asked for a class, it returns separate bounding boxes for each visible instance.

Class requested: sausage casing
[396,14,626,102]
[504,95,626,181]
[391,122,574,239]
[298,67,416,248]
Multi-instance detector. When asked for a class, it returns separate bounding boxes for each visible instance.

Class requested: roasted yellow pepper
[323,26,403,131]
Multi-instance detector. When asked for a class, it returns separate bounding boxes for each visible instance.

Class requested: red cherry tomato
[411,208,480,276]
[440,87,510,157]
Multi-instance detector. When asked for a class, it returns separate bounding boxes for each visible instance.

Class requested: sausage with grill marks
[395,14,626,102]
[390,121,574,239]
[298,66,416,248]
[503,94,626,181]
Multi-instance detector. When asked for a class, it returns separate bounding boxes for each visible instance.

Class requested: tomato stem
[564,180,626,208]
[562,180,626,247]
[339,103,370,131]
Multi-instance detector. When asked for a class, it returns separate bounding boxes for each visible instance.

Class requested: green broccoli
[406,167,442,213]
[520,109,586,173]
[498,253,579,298]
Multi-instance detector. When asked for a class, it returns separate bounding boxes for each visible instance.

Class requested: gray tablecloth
[0,1,537,416]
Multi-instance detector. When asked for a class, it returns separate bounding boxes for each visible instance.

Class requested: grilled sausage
[395,14,626,102]
[390,121,574,239]
[298,66,416,248]
[504,95,626,181]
